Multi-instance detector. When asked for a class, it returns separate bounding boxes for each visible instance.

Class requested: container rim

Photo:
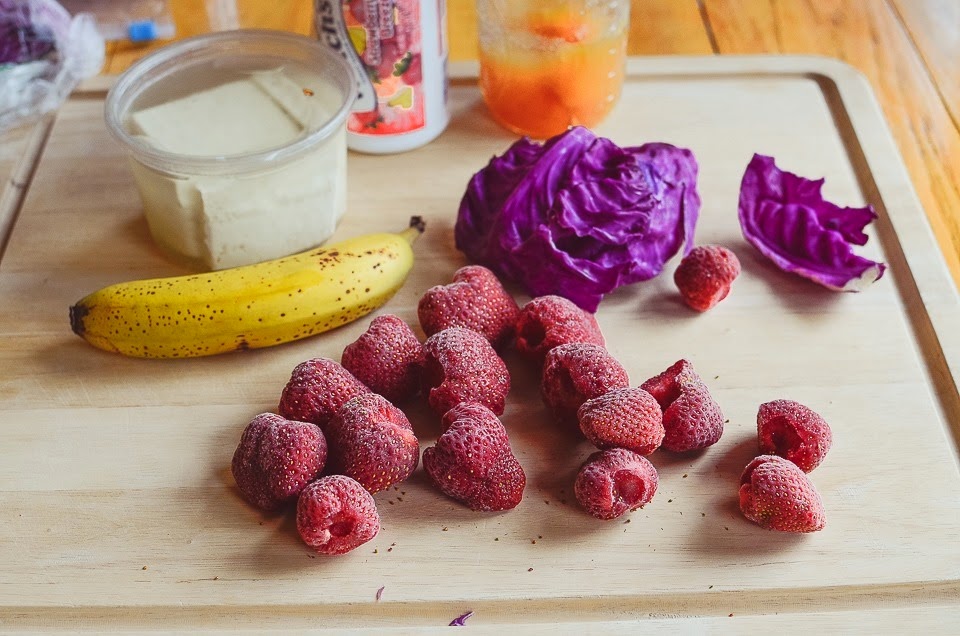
[104,29,356,175]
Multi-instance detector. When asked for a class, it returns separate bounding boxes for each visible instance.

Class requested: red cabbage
[455,127,700,312]
[738,154,885,291]
[0,0,64,65]
[449,611,474,626]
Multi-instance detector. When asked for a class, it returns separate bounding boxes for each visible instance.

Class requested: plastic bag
[0,0,104,131]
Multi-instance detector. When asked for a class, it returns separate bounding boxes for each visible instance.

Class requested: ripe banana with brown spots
[69,217,425,359]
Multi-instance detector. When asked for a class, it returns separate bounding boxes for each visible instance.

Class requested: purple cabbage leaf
[449,611,474,626]
[455,126,700,312]
[738,154,885,291]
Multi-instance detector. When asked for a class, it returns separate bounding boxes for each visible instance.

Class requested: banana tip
[409,216,426,233]
[69,303,88,336]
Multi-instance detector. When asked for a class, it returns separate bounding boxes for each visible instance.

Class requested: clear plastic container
[105,30,355,270]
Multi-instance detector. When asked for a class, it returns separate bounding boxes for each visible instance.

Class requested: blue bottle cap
[127,20,159,43]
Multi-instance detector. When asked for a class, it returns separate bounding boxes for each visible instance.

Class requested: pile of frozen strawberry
[230,259,832,556]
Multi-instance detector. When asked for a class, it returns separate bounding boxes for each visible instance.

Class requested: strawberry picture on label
[343,0,426,134]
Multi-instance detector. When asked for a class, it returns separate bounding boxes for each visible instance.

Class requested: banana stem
[400,216,426,244]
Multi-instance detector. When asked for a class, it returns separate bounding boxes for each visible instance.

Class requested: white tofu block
[130,79,303,156]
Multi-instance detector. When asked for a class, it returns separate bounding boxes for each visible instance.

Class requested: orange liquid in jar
[479,9,627,139]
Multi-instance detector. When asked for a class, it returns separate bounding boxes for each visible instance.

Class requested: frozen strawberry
[578,387,664,455]
[325,393,419,494]
[640,359,724,452]
[422,406,525,511]
[231,413,327,512]
[515,295,605,364]
[418,265,521,349]
[440,401,500,434]
[341,314,425,403]
[674,245,741,312]
[278,358,370,431]
[541,343,629,425]
[574,448,658,520]
[297,475,381,555]
[739,455,825,532]
[422,327,511,417]
[757,399,832,472]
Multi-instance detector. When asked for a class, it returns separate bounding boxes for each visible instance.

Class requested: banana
[69,217,425,359]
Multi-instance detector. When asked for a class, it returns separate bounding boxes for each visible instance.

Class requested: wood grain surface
[4,1,958,289]
[0,117,52,263]
[701,0,960,302]
[0,57,958,631]
[890,0,960,129]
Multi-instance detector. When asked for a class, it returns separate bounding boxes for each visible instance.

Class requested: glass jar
[476,0,629,139]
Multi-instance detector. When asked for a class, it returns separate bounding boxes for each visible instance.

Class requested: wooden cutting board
[1,56,959,631]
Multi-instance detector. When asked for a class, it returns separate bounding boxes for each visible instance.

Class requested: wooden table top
[2,0,957,289]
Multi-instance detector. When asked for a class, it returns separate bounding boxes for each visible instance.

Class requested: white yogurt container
[105,30,355,270]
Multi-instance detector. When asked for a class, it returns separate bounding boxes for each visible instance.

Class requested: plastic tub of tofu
[105,30,355,270]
